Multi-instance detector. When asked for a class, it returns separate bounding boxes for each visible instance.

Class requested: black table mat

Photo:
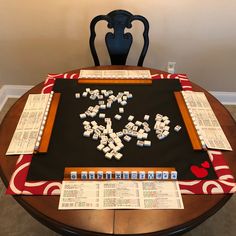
[26,79,217,181]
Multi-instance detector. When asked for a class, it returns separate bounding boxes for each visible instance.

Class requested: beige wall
[0,0,236,91]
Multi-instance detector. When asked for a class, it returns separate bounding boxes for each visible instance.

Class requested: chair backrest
[89,10,149,66]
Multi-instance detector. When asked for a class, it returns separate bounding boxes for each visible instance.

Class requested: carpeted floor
[0,98,235,236]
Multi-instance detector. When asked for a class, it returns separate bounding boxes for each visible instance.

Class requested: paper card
[6,94,51,155]
[181,91,232,151]
[58,180,184,210]
[79,70,151,79]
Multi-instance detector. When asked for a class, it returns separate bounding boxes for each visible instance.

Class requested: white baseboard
[0,85,235,111]
[0,85,33,111]
[209,91,236,105]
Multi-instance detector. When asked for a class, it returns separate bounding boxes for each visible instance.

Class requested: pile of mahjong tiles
[76,88,181,160]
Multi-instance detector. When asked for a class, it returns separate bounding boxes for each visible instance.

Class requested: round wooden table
[0,66,236,235]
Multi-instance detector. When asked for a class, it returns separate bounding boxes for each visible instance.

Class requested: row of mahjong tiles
[70,170,178,180]
[26,79,217,182]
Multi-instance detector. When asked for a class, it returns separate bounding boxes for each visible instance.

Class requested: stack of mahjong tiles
[82,115,153,160]
[83,119,124,160]
[77,87,183,161]
[125,115,151,147]
[154,114,181,139]
[78,88,132,119]
[78,88,133,160]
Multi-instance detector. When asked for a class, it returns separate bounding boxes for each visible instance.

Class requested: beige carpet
[0,98,235,236]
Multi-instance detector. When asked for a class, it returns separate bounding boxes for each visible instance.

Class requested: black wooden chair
[89,10,149,66]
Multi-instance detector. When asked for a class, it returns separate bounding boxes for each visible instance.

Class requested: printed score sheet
[6,94,50,155]
[79,70,151,79]
[181,91,232,151]
[58,181,184,210]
